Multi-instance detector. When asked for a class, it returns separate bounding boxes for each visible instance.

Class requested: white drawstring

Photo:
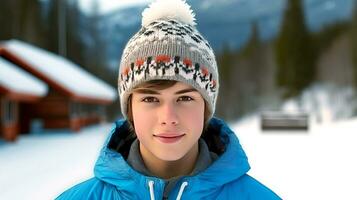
[148,180,155,200]
[148,180,188,200]
[176,181,188,200]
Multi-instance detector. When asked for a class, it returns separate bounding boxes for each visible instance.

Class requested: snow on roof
[3,40,117,101]
[0,57,47,97]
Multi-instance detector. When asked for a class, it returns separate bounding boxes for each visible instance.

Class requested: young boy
[56,0,281,199]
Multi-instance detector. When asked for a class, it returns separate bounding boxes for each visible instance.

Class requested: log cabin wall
[19,102,32,134]
[21,89,71,131]
[69,102,99,131]
[0,97,20,141]
[0,97,3,138]
[19,89,106,133]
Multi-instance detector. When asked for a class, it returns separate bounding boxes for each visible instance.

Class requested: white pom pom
[142,0,196,27]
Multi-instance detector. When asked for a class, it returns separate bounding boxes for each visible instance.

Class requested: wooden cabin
[0,56,48,141]
[0,40,116,136]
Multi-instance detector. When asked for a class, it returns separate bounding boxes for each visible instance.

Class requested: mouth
[154,133,185,144]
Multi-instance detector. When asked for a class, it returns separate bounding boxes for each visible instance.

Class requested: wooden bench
[260,111,309,131]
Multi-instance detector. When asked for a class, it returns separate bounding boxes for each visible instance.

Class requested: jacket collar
[93,117,250,197]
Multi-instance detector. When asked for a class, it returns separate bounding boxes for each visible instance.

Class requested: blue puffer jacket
[56,117,281,200]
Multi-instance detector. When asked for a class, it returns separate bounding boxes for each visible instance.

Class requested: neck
[139,143,199,179]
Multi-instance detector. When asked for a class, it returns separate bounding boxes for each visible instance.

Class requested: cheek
[180,103,205,132]
[132,104,154,137]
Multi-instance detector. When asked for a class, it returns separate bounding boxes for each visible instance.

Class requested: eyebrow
[134,88,198,95]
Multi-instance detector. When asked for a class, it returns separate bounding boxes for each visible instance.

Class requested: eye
[178,96,194,102]
[142,97,159,103]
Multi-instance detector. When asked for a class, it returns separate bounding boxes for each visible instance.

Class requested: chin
[155,151,186,162]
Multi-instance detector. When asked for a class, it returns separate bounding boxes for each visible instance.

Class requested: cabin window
[97,105,105,116]
[2,99,18,124]
[70,102,80,118]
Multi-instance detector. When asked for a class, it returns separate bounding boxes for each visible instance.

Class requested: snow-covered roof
[2,40,117,102]
[0,57,47,97]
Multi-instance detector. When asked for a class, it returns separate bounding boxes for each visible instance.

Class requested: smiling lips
[154,133,185,143]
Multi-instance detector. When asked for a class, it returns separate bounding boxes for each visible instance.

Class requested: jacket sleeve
[239,174,281,199]
[222,174,281,200]
[55,178,107,200]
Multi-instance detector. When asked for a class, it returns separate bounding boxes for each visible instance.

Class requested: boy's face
[131,81,205,161]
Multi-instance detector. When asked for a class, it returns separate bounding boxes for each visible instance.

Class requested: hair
[125,80,226,155]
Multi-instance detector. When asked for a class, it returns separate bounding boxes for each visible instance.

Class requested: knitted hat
[118,0,219,119]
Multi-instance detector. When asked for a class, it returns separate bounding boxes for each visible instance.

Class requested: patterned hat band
[119,54,218,93]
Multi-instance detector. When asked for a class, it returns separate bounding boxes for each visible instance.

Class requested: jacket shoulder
[55,178,120,200]
[223,174,281,200]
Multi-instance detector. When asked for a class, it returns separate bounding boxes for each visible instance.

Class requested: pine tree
[275,0,316,98]
[66,0,88,68]
[0,0,15,39]
[215,43,234,119]
[351,0,357,89]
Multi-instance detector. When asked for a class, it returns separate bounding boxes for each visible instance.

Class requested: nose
[159,102,179,126]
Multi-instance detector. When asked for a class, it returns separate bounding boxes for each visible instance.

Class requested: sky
[78,0,152,14]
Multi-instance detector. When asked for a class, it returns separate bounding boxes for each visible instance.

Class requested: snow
[233,115,357,200]
[280,83,357,122]
[234,83,357,199]
[1,113,357,199]
[0,124,112,200]
[3,40,117,101]
[0,57,47,96]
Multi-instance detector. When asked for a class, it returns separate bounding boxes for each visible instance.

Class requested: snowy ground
[1,117,356,200]
[234,116,357,200]
[0,124,112,200]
